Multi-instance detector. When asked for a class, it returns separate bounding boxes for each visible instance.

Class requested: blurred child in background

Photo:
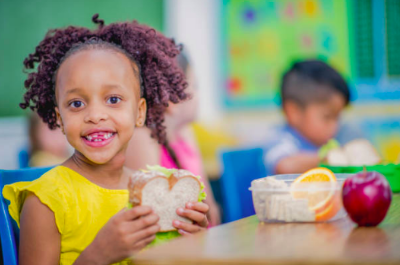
[264,60,351,175]
[28,113,70,167]
[126,52,221,226]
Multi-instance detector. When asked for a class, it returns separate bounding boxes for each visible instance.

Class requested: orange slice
[290,167,337,213]
[315,190,342,221]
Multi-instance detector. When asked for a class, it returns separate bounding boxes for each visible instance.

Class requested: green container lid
[319,163,400,193]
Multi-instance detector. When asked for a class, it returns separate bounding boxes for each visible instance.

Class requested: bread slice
[325,139,381,166]
[326,148,349,166]
[344,139,381,166]
[128,169,201,232]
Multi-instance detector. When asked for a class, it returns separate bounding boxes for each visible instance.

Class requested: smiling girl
[3,15,209,265]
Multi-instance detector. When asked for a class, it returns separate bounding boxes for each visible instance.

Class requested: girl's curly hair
[20,14,188,144]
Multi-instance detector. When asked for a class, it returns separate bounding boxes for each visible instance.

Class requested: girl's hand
[207,201,221,226]
[173,202,209,235]
[75,206,160,265]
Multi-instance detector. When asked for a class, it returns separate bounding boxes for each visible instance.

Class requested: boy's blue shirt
[263,123,364,175]
[263,124,319,175]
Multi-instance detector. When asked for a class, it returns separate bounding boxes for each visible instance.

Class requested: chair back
[18,149,30,168]
[220,148,267,222]
[0,166,53,265]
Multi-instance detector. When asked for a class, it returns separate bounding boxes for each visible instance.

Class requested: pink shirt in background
[160,137,213,228]
[160,137,203,180]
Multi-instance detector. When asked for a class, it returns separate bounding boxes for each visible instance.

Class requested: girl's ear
[135,98,147,127]
[55,107,65,134]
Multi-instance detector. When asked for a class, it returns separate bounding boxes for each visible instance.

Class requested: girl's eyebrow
[103,84,123,90]
[103,84,134,94]
[65,85,123,95]
[65,88,82,95]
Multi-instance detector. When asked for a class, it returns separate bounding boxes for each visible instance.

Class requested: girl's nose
[84,105,108,124]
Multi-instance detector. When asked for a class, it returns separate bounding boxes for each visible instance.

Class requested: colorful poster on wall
[222,0,352,109]
[222,0,400,108]
[359,116,400,163]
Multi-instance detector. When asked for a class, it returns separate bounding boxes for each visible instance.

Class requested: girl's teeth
[85,132,114,141]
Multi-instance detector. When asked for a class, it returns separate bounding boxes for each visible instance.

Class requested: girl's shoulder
[22,165,85,194]
[3,165,78,233]
[40,165,81,182]
[3,165,77,197]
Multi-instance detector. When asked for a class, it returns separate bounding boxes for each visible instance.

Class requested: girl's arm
[74,206,159,265]
[19,193,61,265]
[20,194,159,265]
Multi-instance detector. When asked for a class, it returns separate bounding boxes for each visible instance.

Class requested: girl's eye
[107,96,121,104]
[70,101,84,109]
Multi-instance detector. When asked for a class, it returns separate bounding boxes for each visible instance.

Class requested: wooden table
[133,195,400,265]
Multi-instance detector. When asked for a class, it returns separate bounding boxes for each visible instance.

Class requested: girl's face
[55,49,146,165]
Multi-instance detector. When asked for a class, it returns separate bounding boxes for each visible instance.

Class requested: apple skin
[342,171,392,227]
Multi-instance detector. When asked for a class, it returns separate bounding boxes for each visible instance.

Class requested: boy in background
[264,60,351,174]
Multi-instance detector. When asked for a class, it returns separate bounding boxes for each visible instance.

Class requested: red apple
[342,171,392,226]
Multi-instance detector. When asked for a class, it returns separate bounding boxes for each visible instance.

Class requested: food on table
[342,170,392,226]
[291,167,341,221]
[251,168,341,222]
[256,177,315,222]
[326,148,348,166]
[322,139,381,166]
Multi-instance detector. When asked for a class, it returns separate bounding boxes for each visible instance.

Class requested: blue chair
[0,166,53,265]
[18,149,30,169]
[220,147,267,223]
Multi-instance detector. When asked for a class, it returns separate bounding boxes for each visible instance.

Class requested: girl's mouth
[82,132,116,147]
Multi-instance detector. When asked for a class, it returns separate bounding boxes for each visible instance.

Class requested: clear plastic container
[249,174,352,223]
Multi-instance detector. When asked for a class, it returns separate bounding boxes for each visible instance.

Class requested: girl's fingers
[173,220,206,234]
[121,206,153,221]
[177,208,208,228]
[127,223,160,242]
[131,234,157,252]
[178,229,190,236]
[186,202,209,214]
[125,213,159,233]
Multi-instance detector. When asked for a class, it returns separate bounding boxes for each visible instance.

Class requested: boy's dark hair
[281,60,350,107]
[20,14,188,144]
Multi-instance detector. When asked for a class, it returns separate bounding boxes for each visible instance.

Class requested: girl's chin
[87,154,126,166]
[72,146,127,166]
[71,152,112,166]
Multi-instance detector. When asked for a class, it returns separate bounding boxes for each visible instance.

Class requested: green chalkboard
[386,0,400,77]
[0,0,163,117]
[353,0,374,78]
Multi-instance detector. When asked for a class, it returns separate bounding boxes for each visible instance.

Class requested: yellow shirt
[3,166,131,265]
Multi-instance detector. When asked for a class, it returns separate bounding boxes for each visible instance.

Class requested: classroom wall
[1,0,399,169]
[165,0,400,171]
[0,0,163,118]
[165,0,223,125]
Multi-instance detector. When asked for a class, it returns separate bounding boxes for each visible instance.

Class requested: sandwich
[128,166,206,245]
